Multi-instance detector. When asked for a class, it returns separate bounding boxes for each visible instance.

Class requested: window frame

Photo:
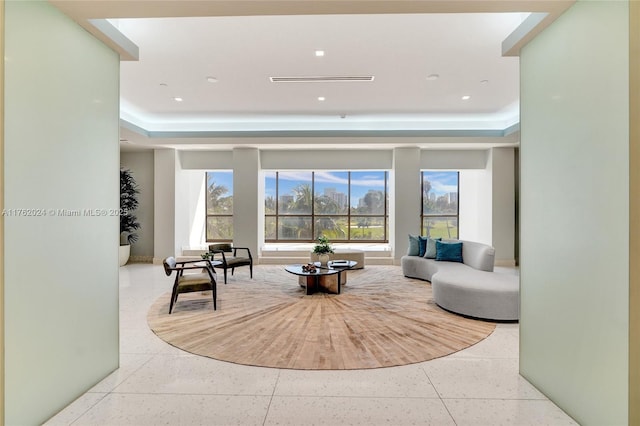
[205,171,234,242]
[420,171,460,239]
[265,171,389,243]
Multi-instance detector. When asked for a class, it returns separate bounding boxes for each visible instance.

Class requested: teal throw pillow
[435,240,463,263]
[407,234,420,256]
[424,237,442,259]
[418,236,430,257]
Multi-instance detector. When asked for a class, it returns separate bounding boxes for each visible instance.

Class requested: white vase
[119,244,131,266]
[318,253,330,266]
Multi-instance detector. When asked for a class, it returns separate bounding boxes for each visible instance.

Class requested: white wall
[181,150,233,170]
[168,147,513,263]
[421,149,488,170]
[121,151,154,258]
[520,2,629,424]
[175,167,206,252]
[4,2,120,424]
[261,149,392,170]
[153,149,177,263]
[459,169,492,244]
[491,148,515,264]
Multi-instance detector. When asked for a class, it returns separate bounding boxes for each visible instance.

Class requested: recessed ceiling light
[426,74,439,81]
[315,50,325,57]
[461,95,471,100]
[480,79,489,84]
[317,96,326,101]
[206,76,218,83]
[173,97,183,102]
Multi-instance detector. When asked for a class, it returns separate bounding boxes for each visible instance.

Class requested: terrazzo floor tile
[43,393,107,425]
[70,393,271,426]
[44,264,579,426]
[264,396,456,426]
[422,358,546,400]
[88,353,154,393]
[112,354,280,395]
[274,364,439,398]
[450,325,519,359]
[119,325,172,354]
[443,398,579,426]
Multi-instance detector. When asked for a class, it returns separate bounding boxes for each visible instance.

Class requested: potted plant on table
[120,168,141,266]
[313,235,334,266]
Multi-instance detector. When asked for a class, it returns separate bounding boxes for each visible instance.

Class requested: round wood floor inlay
[147,265,496,370]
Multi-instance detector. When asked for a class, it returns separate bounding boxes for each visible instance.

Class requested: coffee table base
[298,274,341,294]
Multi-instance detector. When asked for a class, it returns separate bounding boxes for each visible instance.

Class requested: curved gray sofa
[401,240,519,321]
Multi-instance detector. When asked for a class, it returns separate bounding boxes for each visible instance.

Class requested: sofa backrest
[457,240,495,272]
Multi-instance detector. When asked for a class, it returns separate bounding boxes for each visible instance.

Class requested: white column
[391,147,421,264]
[233,148,260,261]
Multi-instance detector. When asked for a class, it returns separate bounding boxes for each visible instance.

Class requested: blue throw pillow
[435,240,463,263]
[407,234,420,256]
[424,237,442,259]
[418,236,429,257]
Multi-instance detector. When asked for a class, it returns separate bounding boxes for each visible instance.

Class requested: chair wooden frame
[207,243,253,284]
[163,257,217,313]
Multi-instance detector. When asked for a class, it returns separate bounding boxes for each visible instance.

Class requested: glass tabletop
[285,264,340,276]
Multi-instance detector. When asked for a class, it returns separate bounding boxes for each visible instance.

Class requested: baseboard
[495,258,516,267]
[129,255,153,264]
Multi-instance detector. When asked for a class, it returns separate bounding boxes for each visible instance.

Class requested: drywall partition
[520,2,629,424]
[630,2,640,422]
[1,1,7,421]
[121,151,155,259]
[4,2,120,424]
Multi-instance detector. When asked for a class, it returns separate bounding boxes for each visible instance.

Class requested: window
[421,171,459,239]
[265,171,389,242]
[206,171,233,241]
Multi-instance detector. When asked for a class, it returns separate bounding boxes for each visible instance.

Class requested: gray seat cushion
[432,270,519,321]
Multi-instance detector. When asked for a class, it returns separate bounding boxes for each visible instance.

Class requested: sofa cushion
[418,236,429,257]
[424,237,441,259]
[407,234,420,256]
[435,240,463,263]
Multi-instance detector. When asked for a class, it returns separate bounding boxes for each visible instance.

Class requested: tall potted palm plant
[120,168,140,266]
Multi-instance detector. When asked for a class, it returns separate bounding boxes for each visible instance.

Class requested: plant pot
[119,244,131,267]
[318,253,330,266]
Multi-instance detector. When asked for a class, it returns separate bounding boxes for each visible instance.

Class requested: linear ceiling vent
[270,76,375,83]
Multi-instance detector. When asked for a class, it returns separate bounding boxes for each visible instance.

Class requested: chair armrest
[232,247,253,259]
[173,264,210,271]
[207,250,228,263]
[176,259,211,266]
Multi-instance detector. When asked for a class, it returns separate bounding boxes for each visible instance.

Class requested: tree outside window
[265,171,389,242]
[421,171,459,239]
[206,171,233,241]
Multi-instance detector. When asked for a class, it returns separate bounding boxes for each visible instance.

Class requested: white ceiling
[111,12,529,150]
[48,0,575,151]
